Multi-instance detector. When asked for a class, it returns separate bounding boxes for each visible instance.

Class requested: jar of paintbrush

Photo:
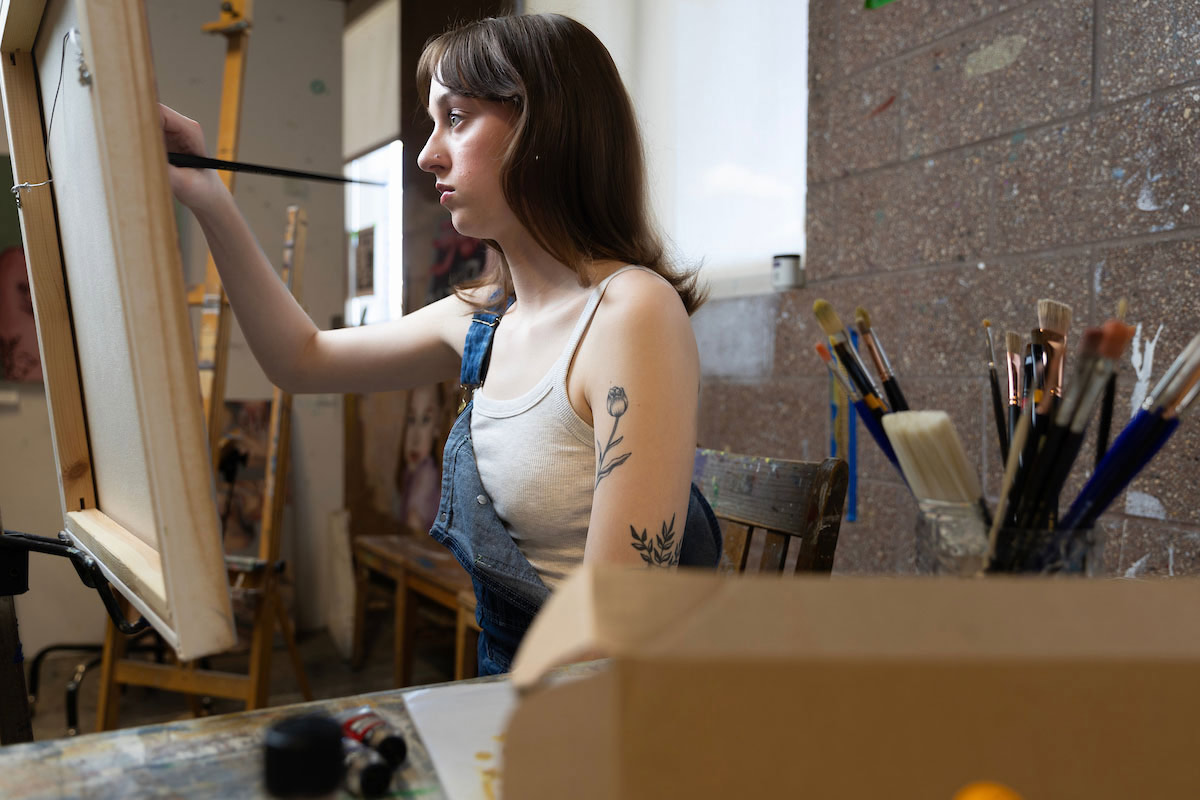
[989,524,1106,576]
[912,500,991,576]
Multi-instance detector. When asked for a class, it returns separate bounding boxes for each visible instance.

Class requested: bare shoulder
[586,268,698,368]
[408,281,505,354]
[593,268,694,340]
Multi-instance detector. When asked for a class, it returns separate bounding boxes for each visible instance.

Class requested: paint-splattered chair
[452,447,849,679]
[691,448,848,575]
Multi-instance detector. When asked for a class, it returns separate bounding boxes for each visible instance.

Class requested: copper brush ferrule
[1036,299,1073,413]
[1037,331,1066,414]
[857,318,895,381]
[1005,332,1023,406]
[1030,329,1049,400]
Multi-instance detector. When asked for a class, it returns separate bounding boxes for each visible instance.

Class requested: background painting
[214,399,274,558]
[346,380,458,540]
[424,220,487,305]
[0,158,40,383]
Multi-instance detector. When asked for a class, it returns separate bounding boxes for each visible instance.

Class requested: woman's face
[417,75,520,241]
[404,385,440,469]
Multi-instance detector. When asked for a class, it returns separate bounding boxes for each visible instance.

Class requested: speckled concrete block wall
[694,0,1200,576]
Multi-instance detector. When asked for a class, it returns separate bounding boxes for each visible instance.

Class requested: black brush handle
[1008,402,1021,449]
[832,341,887,418]
[1096,374,1116,469]
[168,152,387,186]
[882,377,909,413]
[1015,423,1081,531]
[988,369,1009,464]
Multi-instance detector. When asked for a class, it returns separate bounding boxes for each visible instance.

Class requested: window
[527,0,809,298]
[344,140,404,325]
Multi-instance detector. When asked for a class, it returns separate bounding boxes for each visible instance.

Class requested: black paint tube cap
[263,713,346,797]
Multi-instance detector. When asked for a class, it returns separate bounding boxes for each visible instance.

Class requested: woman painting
[161,13,719,675]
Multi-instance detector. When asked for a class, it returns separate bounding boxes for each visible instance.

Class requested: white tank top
[470,266,654,589]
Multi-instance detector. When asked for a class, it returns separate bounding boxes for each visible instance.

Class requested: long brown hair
[417,14,706,314]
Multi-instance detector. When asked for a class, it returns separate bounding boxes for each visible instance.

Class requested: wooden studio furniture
[352,533,473,687]
[452,447,850,679]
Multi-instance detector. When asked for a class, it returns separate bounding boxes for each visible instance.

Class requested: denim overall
[428,303,722,676]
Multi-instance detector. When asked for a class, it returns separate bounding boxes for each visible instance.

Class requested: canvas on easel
[0,0,235,659]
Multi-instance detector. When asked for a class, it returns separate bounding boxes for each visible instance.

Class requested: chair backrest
[693,449,848,575]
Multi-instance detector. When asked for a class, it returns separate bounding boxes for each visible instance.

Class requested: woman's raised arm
[161,104,473,394]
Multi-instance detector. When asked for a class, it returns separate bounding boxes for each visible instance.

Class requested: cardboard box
[504,566,1200,799]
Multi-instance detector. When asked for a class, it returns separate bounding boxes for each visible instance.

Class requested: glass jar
[913,500,991,576]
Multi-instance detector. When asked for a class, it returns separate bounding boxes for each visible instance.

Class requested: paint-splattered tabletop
[0,673,513,799]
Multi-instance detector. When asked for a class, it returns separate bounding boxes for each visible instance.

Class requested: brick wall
[693,0,1200,576]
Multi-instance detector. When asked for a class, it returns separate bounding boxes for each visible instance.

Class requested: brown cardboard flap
[512,566,732,690]
[514,567,1200,691]
[504,567,1200,799]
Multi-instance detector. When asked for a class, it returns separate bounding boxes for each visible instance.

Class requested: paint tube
[336,705,408,768]
[343,738,393,799]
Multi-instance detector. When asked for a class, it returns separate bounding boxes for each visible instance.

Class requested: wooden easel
[195,0,251,463]
[95,207,313,729]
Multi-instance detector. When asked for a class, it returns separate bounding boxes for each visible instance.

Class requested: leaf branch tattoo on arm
[629,513,680,567]
[595,386,632,488]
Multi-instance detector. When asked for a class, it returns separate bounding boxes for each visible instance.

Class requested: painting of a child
[393,382,448,534]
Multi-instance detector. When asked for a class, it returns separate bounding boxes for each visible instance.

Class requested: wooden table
[0,678,475,799]
[0,661,605,799]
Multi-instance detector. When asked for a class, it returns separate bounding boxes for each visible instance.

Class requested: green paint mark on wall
[309,79,327,95]
[864,0,899,8]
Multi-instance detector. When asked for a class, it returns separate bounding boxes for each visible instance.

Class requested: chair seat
[355,534,472,595]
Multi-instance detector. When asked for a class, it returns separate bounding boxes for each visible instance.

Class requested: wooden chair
[693,448,849,575]
[351,533,473,687]
[452,447,850,679]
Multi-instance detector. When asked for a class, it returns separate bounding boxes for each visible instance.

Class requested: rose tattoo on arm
[595,386,632,488]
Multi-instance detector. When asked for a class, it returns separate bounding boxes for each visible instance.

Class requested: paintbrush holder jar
[913,501,991,576]
[993,526,1106,576]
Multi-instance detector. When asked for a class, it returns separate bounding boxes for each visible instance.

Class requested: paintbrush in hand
[855,307,909,411]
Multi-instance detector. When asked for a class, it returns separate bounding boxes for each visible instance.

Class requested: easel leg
[184,661,205,717]
[245,589,275,710]
[95,617,125,732]
[275,599,312,701]
[0,596,33,744]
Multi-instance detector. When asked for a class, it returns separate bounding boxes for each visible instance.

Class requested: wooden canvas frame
[0,0,235,659]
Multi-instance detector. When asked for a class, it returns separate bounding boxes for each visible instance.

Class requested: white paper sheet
[403,681,516,800]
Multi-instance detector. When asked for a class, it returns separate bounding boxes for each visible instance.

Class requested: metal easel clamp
[0,530,150,635]
[10,180,51,209]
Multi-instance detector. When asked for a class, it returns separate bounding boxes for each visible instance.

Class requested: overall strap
[459,297,512,407]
